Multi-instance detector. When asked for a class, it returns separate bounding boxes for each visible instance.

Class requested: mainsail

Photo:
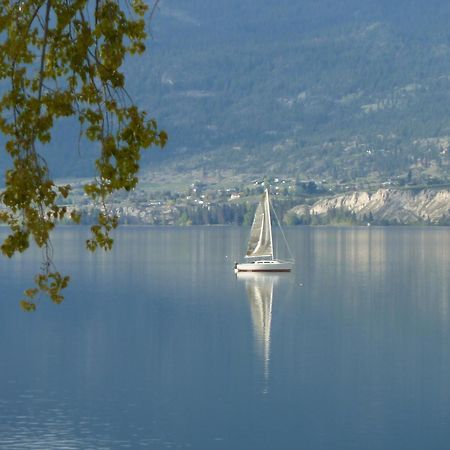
[246,189,273,258]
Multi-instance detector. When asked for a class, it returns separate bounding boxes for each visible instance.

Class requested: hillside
[129,0,450,181]
[289,188,450,225]
[4,0,450,183]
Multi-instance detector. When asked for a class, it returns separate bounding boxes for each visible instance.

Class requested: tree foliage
[0,0,166,309]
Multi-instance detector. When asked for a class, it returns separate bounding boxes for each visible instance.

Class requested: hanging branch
[0,0,167,310]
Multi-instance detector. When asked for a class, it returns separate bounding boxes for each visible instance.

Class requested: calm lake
[1,226,450,449]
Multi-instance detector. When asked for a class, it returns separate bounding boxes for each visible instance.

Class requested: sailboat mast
[265,189,274,260]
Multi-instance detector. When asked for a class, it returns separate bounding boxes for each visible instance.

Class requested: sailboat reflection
[237,272,281,393]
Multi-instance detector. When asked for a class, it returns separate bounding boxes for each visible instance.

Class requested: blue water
[1,226,450,449]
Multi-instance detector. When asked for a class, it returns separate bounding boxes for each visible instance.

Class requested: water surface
[1,226,450,449]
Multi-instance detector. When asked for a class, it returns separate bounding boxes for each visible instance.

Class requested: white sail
[246,189,273,258]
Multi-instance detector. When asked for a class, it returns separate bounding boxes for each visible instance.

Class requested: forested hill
[5,0,450,182]
[130,0,450,182]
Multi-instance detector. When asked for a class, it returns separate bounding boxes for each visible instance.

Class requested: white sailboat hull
[235,259,293,273]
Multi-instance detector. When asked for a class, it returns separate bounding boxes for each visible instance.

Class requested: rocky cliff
[290,189,450,224]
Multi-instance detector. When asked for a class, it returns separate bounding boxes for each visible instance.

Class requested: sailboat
[234,188,294,272]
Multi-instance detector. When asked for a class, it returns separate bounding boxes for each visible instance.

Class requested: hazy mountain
[4,0,450,181]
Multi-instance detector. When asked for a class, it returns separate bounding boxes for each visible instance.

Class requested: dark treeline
[175,198,299,226]
[103,198,301,226]
[176,203,254,226]
[80,202,450,226]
